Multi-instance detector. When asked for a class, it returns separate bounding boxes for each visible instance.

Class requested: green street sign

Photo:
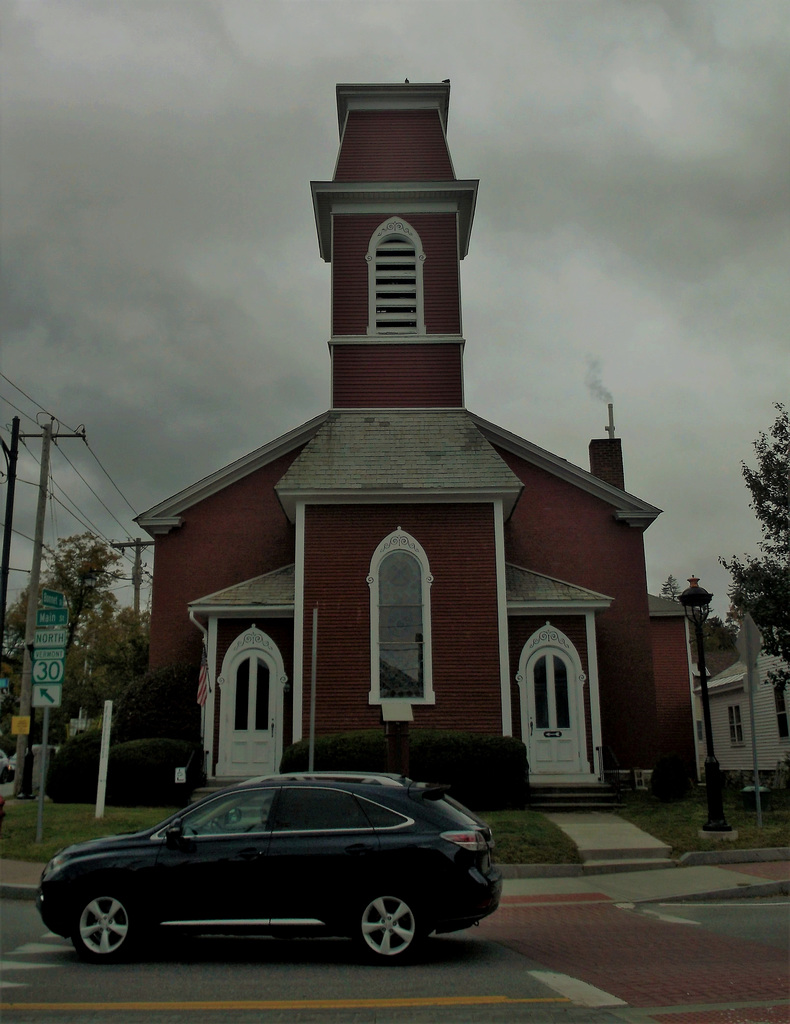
[32,656,64,683]
[35,608,69,628]
[32,683,63,708]
[41,588,67,609]
[34,627,68,649]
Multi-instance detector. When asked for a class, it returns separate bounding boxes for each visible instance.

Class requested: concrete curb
[678,846,789,866]
[1,883,38,901]
[657,879,790,902]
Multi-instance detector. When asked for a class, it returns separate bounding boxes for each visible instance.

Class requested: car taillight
[440,829,489,852]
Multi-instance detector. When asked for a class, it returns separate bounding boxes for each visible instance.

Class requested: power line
[0,374,81,433]
[53,445,136,537]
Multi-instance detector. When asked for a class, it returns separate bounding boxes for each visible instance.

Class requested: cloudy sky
[2,0,788,618]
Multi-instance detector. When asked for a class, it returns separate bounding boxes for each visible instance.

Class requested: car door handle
[345,843,375,855]
[238,848,264,861]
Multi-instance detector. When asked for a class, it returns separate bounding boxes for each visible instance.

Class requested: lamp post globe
[679,577,732,833]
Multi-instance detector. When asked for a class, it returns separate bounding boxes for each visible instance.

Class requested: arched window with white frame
[366,218,426,336]
[368,529,434,704]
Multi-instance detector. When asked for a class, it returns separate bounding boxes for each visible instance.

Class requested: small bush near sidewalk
[616,785,790,857]
[0,803,179,864]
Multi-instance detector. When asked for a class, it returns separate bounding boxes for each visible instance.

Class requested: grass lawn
[1,787,787,866]
[614,784,790,859]
[481,809,582,865]
[0,803,179,864]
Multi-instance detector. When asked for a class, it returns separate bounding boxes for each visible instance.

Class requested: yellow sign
[11,716,30,736]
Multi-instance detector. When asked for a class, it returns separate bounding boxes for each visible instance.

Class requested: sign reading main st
[36,607,68,628]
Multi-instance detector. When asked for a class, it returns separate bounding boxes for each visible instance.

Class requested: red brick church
[138,82,695,787]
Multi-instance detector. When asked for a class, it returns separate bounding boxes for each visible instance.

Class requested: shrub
[651,754,692,802]
[46,730,103,803]
[106,738,204,806]
[46,733,204,805]
[280,729,528,810]
[113,663,201,744]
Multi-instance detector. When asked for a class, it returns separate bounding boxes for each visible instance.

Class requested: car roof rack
[243,771,410,788]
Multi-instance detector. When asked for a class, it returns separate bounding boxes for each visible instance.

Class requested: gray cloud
[2,0,787,614]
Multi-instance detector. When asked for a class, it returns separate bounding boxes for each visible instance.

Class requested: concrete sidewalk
[2,811,788,904]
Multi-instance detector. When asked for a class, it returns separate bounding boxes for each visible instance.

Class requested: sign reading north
[34,628,68,648]
[36,608,68,628]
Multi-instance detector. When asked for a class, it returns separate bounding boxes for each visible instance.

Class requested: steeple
[311,83,478,409]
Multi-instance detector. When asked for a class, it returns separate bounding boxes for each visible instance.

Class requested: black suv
[37,772,502,962]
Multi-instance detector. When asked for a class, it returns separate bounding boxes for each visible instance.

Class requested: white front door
[223,654,276,776]
[217,627,287,778]
[526,652,584,773]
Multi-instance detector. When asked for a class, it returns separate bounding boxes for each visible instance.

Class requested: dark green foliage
[721,404,790,691]
[651,755,692,802]
[280,730,386,773]
[113,663,201,744]
[280,729,528,810]
[46,731,103,803]
[46,733,204,805]
[105,738,204,806]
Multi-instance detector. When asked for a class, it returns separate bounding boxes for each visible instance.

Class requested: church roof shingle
[274,409,524,519]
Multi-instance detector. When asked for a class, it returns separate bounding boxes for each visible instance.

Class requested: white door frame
[516,622,590,777]
[216,625,288,778]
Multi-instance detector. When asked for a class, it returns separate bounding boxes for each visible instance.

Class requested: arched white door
[517,625,588,775]
[217,627,286,778]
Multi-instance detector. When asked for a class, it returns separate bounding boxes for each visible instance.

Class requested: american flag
[197,643,210,706]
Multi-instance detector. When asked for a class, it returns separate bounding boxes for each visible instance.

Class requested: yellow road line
[1,995,570,1012]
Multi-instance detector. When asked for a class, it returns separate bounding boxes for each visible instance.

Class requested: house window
[366,219,426,336]
[368,529,434,705]
[728,705,744,744]
[775,688,789,739]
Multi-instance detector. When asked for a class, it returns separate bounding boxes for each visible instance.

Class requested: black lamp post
[679,577,732,833]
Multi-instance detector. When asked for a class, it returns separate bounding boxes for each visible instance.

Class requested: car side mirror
[165,819,184,848]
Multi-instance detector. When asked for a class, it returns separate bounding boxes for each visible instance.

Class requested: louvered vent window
[367,220,425,336]
[375,237,418,333]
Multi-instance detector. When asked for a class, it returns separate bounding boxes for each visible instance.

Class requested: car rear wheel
[357,895,421,960]
[71,893,133,962]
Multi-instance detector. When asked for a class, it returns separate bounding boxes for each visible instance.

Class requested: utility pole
[15,421,86,798]
[111,538,153,614]
[1,416,21,655]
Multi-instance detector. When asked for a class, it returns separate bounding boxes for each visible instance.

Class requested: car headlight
[42,853,67,878]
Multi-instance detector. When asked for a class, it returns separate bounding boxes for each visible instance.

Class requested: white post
[308,607,317,772]
[95,700,112,819]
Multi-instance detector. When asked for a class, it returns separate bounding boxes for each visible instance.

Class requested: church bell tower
[311,82,479,409]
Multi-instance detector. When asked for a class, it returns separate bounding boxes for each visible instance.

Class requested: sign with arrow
[33,683,63,708]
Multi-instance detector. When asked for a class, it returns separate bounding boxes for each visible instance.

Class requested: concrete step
[579,844,672,862]
[530,801,623,812]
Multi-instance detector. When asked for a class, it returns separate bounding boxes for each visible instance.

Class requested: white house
[694,652,789,778]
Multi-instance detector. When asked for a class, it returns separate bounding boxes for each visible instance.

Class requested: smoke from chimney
[584,356,613,405]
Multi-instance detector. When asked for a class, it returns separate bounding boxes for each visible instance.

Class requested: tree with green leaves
[2,533,149,739]
[721,403,790,690]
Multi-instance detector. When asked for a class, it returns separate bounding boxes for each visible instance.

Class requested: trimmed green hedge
[280,729,528,810]
[46,733,204,805]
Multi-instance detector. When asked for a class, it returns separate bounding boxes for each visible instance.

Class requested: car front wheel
[358,895,421,960]
[71,893,133,962]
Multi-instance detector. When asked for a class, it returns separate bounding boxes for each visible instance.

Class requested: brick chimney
[589,438,625,490]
